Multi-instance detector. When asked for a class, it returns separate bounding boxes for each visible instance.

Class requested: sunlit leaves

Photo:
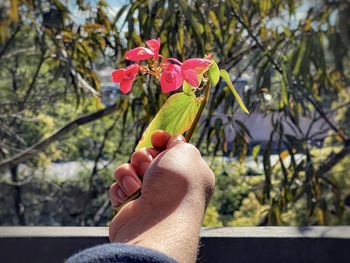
[182,81,194,96]
[9,0,19,22]
[220,69,249,114]
[252,144,261,163]
[178,0,205,54]
[2,0,349,227]
[259,0,272,16]
[207,60,220,86]
[136,92,201,149]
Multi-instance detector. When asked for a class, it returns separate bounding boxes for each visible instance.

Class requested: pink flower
[146,38,160,60]
[160,63,183,93]
[125,47,154,61]
[181,58,212,87]
[125,38,161,61]
[111,64,139,94]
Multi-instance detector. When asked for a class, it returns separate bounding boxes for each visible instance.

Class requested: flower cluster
[112,38,212,94]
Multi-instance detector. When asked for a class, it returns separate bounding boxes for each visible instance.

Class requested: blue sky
[72,0,334,31]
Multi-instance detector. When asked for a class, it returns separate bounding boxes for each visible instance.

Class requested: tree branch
[307,95,348,142]
[81,117,119,225]
[315,140,350,178]
[20,51,46,108]
[0,25,21,59]
[92,198,110,226]
[230,5,348,143]
[0,103,118,171]
[230,8,283,74]
[1,47,36,60]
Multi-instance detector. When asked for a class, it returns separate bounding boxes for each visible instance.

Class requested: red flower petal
[146,38,160,59]
[120,79,134,94]
[124,64,140,80]
[112,64,139,94]
[160,73,176,93]
[111,69,125,83]
[182,68,199,87]
[181,58,212,87]
[125,47,154,61]
[160,64,183,93]
[173,64,184,87]
[182,58,212,73]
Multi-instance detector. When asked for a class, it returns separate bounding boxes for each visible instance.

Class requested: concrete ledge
[0,226,109,237]
[201,226,350,238]
[1,226,349,263]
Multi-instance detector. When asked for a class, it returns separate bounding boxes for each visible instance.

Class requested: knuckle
[108,186,114,197]
[108,183,117,197]
[182,143,201,156]
[114,163,129,173]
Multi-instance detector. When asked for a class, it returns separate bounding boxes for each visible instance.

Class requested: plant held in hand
[112,38,249,209]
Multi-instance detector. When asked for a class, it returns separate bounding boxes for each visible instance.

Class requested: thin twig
[0,25,21,59]
[0,104,118,170]
[307,95,347,142]
[92,197,110,226]
[185,80,211,142]
[229,5,350,180]
[21,51,46,108]
[81,117,119,224]
[230,8,283,74]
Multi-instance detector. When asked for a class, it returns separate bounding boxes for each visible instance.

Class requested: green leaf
[281,77,288,107]
[207,60,220,86]
[293,38,307,76]
[252,144,261,163]
[136,92,201,150]
[183,81,194,96]
[219,69,249,114]
[179,0,204,52]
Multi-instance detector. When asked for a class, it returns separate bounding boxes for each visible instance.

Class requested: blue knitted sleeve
[66,243,178,263]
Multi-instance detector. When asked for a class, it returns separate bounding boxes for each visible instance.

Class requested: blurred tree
[0,0,349,226]
[202,205,223,227]
[0,0,131,225]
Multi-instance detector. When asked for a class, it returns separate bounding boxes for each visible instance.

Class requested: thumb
[166,135,186,149]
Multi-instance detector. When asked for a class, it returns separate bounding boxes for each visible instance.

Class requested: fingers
[130,148,159,177]
[109,182,127,207]
[151,130,186,150]
[114,164,141,196]
[151,130,172,150]
[131,131,186,178]
[166,135,186,149]
[110,148,159,207]
[110,130,187,207]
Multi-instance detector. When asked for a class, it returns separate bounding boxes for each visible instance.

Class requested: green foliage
[182,81,194,96]
[203,205,223,227]
[136,92,201,149]
[229,192,270,226]
[220,69,249,113]
[207,61,220,86]
[0,0,349,227]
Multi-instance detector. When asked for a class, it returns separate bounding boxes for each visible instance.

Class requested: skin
[109,130,215,263]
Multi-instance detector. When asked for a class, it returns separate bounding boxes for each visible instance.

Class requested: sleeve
[65,243,178,263]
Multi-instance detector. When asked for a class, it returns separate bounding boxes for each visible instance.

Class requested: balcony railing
[1,226,349,262]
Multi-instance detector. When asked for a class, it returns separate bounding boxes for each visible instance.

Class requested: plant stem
[114,81,211,212]
[185,80,211,142]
